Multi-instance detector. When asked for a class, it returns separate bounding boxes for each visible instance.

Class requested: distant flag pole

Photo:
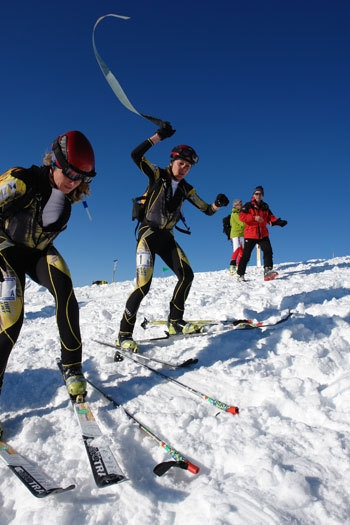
[112,259,118,282]
[82,200,92,221]
[256,245,261,267]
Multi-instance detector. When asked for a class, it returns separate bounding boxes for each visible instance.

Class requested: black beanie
[253,185,264,196]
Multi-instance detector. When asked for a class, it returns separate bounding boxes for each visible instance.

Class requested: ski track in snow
[0,257,350,525]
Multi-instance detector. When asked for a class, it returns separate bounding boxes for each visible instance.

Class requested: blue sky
[1,1,349,286]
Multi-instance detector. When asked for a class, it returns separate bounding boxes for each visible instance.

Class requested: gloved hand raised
[272,218,288,227]
[156,122,176,140]
[214,194,229,207]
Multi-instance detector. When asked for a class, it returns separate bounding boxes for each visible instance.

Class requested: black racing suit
[0,165,82,392]
[119,139,216,338]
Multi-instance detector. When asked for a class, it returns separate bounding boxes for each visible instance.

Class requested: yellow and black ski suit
[119,139,217,338]
[0,165,82,392]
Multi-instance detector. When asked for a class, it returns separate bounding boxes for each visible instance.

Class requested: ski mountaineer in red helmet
[0,131,96,431]
[116,122,229,353]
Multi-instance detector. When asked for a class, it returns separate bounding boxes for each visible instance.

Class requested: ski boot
[229,264,236,276]
[237,274,246,282]
[167,319,204,335]
[115,334,139,353]
[264,267,278,281]
[62,364,87,400]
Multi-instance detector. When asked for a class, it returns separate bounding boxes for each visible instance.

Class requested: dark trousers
[119,227,194,336]
[0,239,82,391]
[237,237,273,276]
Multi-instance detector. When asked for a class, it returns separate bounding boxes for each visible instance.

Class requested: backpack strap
[175,212,191,235]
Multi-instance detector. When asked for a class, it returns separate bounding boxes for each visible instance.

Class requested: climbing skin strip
[92,14,164,127]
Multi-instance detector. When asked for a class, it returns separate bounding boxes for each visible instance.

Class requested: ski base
[0,440,75,498]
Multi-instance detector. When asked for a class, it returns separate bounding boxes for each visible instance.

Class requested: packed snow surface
[1,257,349,525]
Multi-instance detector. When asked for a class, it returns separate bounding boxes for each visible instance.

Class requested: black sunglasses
[54,163,94,184]
[171,147,199,165]
[62,166,94,184]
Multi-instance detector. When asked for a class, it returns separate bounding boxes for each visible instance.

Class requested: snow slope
[1,257,349,525]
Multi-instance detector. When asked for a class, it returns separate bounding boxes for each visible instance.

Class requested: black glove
[156,121,176,140]
[273,218,288,227]
[215,194,229,207]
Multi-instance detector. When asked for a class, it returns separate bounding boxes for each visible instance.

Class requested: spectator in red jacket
[237,186,287,282]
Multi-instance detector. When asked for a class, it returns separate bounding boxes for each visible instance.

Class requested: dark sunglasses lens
[62,167,81,181]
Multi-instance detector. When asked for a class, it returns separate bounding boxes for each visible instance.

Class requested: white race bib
[0,277,16,301]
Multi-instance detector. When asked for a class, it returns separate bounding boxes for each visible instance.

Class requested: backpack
[222,214,231,240]
[132,192,148,223]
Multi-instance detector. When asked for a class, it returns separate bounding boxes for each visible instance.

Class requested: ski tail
[0,440,75,497]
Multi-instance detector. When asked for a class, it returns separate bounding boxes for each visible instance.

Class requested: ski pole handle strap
[92,14,165,127]
[153,460,200,476]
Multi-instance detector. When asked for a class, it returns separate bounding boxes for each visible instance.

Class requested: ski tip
[226,405,239,415]
[95,474,127,487]
[180,358,198,368]
[46,484,76,496]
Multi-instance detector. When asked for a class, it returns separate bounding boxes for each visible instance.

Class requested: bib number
[136,252,151,268]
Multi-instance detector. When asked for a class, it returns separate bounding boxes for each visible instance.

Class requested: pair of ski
[1,312,290,496]
[96,311,292,371]
[140,310,292,333]
[0,362,126,498]
[1,357,202,498]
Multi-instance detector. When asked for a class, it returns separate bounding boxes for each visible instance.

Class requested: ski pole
[114,349,239,415]
[86,377,200,477]
[94,338,198,370]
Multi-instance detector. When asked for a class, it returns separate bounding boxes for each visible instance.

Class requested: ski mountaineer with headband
[116,122,229,353]
[0,131,96,437]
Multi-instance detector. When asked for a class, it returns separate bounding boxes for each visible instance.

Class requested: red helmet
[170,144,199,165]
[52,131,96,182]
